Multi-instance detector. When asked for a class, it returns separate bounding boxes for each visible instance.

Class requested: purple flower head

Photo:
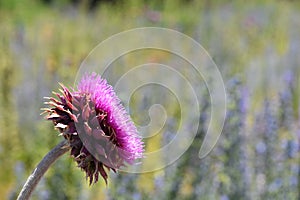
[43,72,144,185]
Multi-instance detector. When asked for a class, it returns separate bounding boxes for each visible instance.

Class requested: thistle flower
[42,73,144,185]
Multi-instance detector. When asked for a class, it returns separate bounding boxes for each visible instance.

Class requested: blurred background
[0,0,300,199]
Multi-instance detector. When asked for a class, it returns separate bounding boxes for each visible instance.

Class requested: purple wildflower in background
[42,73,144,185]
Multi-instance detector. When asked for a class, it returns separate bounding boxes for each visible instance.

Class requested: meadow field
[0,0,300,199]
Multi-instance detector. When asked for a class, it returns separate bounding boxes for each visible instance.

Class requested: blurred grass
[0,0,300,199]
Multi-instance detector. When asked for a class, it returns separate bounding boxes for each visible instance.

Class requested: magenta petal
[77,73,144,162]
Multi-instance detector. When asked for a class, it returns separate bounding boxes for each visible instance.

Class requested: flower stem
[17,140,70,200]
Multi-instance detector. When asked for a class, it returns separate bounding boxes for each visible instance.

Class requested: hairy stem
[17,140,70,200]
